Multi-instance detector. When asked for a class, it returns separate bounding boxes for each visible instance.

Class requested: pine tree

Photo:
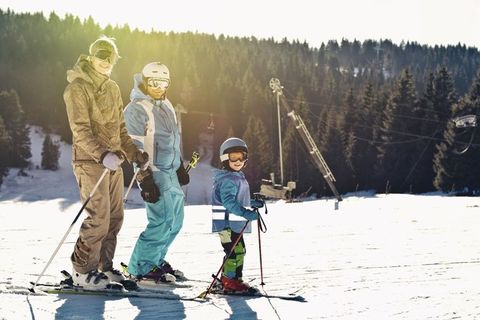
[336,88,356,191]
[0,90,31,168]
[376,70,419,192]
[410,72,436,192]
[41,134,60,170]
[415,68,456,192]
[433,71,480,192]
[321,109,351,195]
[0,116,10,188]
[242,116,273,192]
[344,85,378,190]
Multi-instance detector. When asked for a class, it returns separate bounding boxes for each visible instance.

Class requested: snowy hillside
[1,128,480,319]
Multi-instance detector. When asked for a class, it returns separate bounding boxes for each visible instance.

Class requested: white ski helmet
[142,62,170,81]
[219,137,248,162]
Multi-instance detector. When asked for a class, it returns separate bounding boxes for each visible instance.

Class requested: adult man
[124,62,189,282]
[64,36,148,289]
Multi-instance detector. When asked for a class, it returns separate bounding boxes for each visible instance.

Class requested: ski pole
[123,168,140,204]
[200,219,252,299]
[257,215,265,286]
[29,168,110,293]
[253,193,268,286]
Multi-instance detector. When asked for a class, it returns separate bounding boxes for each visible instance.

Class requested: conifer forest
[2,9,480,196]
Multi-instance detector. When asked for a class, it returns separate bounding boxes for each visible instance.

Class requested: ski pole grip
[253,193,267,214]
[185,151,200,173]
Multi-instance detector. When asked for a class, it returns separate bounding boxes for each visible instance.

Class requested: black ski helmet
[219,137,248,169]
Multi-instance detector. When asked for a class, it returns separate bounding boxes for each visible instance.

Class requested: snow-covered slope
[1,128,480,319]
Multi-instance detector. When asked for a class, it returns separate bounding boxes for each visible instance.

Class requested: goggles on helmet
[228,152,247,162]
[93,50,117,64]
[147,78,170,90]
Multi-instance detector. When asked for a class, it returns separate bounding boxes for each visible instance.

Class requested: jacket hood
[130,73,155,103]
[66,54,109,88]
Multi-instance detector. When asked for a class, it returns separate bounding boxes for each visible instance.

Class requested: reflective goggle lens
[147,78,170,89]
[94,50,117,64]
[228,152,247,162]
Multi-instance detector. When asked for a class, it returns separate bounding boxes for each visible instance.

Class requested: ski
[135,278,193,289]
[30,270,205,301]
[31,281,204,302]
[119,262,209,286]
[30,270,305,303]
[199,288,306,302]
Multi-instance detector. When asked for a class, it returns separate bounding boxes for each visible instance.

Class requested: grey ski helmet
[219,137,248,166]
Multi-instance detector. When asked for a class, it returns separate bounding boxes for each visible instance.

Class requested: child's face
[228,151,247,171]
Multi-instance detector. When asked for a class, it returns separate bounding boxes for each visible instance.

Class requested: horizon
[1,0,479,49]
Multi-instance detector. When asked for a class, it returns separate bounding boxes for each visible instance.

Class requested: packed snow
[1,128,480,319]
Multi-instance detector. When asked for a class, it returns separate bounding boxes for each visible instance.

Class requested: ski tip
[289,295,306,302]
[197,291,210,299]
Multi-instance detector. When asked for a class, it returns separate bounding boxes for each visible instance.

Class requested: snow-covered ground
[1,128,480,319]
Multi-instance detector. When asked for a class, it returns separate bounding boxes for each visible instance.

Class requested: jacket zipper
[158,102,177,171]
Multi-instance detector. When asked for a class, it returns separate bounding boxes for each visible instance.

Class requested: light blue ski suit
[211,168,259,279]
[124,74,184,277]
[211,169,257,234]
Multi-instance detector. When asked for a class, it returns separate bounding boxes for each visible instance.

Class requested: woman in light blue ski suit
[124,62,187,281]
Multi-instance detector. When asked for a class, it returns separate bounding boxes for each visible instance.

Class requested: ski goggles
[147,78,170,90]
[228,152,247,162]
[93,50,118,64]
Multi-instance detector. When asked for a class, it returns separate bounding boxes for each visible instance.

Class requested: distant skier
[212,137,264,293]
[64,36,149,290]
[123,62,190,282]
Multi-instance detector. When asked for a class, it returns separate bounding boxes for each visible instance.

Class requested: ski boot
[220,275,258,294]
[71,269,113,290]
[103,268,126,283]
[142,265,176,283]
[159,261,185,279]
[103,267,138,290]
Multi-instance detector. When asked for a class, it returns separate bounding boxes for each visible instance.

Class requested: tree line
[1,8,480,196]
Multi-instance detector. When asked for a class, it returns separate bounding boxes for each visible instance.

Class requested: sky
[1,0,480,48]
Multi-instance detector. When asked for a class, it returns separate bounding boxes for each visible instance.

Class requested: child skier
[212,137,264,293]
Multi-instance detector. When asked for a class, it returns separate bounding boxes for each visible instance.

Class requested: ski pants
[219,228,246,280]
[71,163,124,274]
[128,171,185,277]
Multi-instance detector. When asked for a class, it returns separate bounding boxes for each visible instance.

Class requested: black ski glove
[136,168,160,203]
[176,161,190,186]
[250,199,265,209]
